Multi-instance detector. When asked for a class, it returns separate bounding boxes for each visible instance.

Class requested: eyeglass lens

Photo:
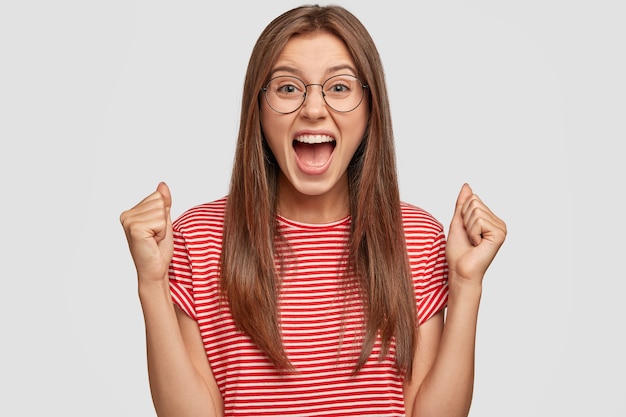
[264,74,365,114]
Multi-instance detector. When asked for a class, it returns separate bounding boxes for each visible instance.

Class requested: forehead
[272,32,357,79]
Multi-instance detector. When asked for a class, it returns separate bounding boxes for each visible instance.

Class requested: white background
[1,0,624,415]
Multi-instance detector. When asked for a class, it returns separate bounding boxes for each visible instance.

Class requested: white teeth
[294,134,334,144]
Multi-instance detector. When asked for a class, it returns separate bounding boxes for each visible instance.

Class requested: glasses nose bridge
[302,82,327,113]
[303,82,326,100]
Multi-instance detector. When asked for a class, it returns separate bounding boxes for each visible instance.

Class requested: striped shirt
[169,197,448,416]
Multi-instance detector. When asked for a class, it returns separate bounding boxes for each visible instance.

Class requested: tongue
[294,142,334,167]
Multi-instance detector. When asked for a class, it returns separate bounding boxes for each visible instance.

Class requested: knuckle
[119,210,130,225]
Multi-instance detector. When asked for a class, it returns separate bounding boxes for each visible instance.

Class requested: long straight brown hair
[221,4,417,377]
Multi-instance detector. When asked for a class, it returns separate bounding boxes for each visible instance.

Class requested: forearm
[139,279,217,417]
[411,279,482,417]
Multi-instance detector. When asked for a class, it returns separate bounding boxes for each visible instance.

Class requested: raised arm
[120,182,222,417]
[404,183,507,417]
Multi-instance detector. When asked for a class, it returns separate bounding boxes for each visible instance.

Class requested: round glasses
[262,74,368,114]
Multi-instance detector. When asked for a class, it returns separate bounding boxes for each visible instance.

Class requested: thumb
[451,183,473,226]
[154,182,172,243]
[157,182,172,214]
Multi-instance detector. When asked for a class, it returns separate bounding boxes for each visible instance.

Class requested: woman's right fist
[120,182,174,282]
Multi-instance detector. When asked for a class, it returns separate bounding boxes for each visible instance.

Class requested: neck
[276,175,350,224]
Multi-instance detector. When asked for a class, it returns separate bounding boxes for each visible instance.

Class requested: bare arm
[404,281,481,417]
[121,183,221,417]
[402,310,444,415]
[404,184,506,417]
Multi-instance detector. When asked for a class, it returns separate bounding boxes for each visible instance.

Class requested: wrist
[447,273,483,304]
[138,275,171,300]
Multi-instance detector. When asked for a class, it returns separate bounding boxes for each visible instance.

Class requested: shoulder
[400,201,445,237]
[172,196,228,233]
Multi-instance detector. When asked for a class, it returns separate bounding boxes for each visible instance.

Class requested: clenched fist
[120,182,174,283]
[446,183,507,286]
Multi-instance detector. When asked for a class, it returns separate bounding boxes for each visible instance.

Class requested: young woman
[120,5,506,417]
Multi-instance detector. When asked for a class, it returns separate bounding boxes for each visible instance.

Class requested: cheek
[259,105,270,136]
[259,109,289,159]
[260,104,284,140]
[345,109,369,141]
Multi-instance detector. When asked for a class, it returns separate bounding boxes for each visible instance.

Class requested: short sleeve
[401,203,449,325]
[168,228,197,320]
[414,229,448,325]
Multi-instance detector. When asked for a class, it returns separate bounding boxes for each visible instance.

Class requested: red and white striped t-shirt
[169,197,448,416]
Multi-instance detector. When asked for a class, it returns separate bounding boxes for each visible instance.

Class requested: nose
[300,84,327,118]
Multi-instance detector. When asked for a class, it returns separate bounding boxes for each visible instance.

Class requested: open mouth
[293,135,336,168]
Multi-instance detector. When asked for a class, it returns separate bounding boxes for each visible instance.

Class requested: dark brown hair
[220,4,417,377]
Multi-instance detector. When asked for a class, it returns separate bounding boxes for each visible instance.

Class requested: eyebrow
[269,64,358,79]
